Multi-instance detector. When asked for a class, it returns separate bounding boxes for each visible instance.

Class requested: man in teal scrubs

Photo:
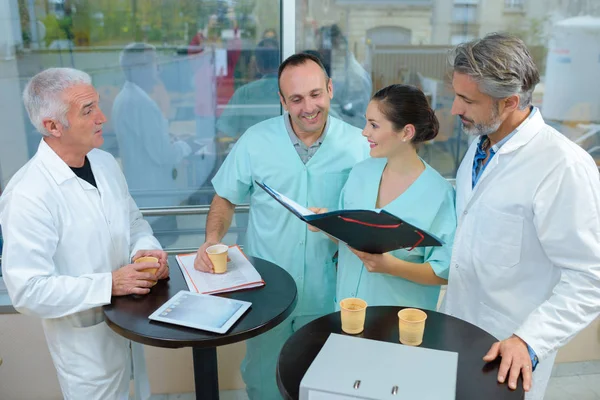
[194,53,369,399]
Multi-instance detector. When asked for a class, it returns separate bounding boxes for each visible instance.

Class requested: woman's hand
[307,207,328,232]
[348,247,394,274]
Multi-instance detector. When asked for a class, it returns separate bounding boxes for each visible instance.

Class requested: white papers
[262,183,315,217]
[176,245,265,294]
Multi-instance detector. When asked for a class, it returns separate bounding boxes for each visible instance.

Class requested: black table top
[104,255,297,349]
[277,306,524,400]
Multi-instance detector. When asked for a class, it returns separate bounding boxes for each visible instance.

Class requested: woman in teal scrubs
[313,84,456,310]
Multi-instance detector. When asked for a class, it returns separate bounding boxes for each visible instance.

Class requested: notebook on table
[176,245,265,294]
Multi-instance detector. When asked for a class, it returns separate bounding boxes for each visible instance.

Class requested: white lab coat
[442,111,600,399]
[0,140,159,400]
[112,81,211,208]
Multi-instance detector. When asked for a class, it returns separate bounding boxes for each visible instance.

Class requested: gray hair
[23,68,92,136]
[451,33,540,110]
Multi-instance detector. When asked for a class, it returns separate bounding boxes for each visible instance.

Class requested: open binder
[256,181,442,254]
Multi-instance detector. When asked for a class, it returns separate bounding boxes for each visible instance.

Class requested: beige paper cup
[398,308,427,346]
[206,244,229,274]
[340,298,367,334]
[134,256,159,286]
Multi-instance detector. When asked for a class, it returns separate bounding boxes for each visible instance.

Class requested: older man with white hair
[0,67,169,399]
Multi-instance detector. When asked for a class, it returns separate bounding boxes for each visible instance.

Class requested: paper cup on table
[398,308,427,346]
[134,256,159,286]
[340,298,367,334]
[206,244,229,274]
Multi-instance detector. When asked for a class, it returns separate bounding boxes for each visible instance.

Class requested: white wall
[0,314,246,399]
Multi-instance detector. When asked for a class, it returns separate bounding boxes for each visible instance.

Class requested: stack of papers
[176,245,265,294]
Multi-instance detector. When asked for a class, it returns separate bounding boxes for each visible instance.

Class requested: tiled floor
[148,362,600,400]
[546,361,600,400]
[148,391,248,400]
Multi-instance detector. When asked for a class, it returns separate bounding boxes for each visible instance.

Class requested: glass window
[450,34,475,45]
[505,0,525,11]
[0,0,281,251]
[295,0,600,179]
[452,4,477,24]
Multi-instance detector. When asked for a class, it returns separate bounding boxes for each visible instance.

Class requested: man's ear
[502,94,520,114]
[327,78,333,99]
[42,118,63,138]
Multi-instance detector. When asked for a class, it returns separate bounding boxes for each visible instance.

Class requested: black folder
[256,181,443,254]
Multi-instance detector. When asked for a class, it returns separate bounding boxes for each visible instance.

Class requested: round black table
[104,255,297,400]
[277,306,524,400]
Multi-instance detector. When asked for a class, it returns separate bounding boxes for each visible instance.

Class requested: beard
[461,118,502,136]
[460,102,502,137]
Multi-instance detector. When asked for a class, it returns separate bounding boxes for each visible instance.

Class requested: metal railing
[140,204,249,217]
[0,205,250,264]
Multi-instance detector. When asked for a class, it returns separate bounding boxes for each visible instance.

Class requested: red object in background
[188,32,206,55]
[190,28,242,118]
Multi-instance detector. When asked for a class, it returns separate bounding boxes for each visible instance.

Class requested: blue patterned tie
[472,136,494,188]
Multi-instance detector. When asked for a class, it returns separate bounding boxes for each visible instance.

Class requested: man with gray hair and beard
[441,33,600,399]
[0,68,169,399]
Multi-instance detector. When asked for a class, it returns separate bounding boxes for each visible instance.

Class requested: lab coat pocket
[68,321,130,385]
[478,302,519,341]
[474,205,523,269]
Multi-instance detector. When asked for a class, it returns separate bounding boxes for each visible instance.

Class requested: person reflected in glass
[261,28,278,41]
[311,84,456,310]
[316,24,373,129]
[113,43,199,208]
[112,43,205,245]
[216,37,281,245]
[216,37,281,139]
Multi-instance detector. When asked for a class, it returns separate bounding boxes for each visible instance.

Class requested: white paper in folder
[176,245,265,294]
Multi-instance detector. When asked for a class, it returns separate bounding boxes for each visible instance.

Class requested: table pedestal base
[193,347,219,400]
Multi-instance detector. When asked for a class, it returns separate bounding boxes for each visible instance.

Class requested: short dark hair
[255,38,279,73]
[372,84,439,144]
[277,52,329,96]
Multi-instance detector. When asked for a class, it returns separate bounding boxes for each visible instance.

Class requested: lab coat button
[463,211,468,215]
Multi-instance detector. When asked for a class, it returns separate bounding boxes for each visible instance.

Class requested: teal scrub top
[336,157,456,311]
[212,114,369,317]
